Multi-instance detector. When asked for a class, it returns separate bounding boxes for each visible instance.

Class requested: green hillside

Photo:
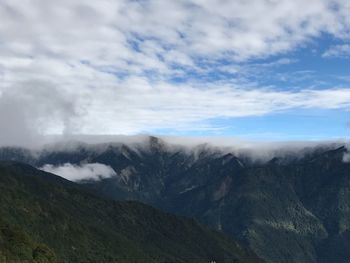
[0,161,263,263]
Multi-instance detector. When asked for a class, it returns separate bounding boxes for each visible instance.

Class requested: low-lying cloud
[343,153,350,163]
[32,135,349,165]
[40,163,116,181]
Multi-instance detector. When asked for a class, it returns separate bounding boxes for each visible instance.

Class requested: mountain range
[1,136,349,263]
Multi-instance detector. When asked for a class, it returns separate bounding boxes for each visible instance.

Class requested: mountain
[0,160,263,263]
[1,137,350,263]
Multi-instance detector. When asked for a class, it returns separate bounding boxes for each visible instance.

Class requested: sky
[1,0,350,145]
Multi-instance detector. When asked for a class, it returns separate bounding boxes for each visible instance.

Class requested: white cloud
[1,0,350,72]
[1,0,350,141]
[1,71,350,139]
[77,82,350,134]
[323,44,350,58]
[39,163,116,181]
[0,84,78,147]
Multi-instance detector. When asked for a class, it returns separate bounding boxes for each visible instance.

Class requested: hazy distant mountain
[0,161,263,263]
[1,137,350,263]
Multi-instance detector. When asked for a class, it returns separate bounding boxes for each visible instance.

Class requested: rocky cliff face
[1,137,349,263]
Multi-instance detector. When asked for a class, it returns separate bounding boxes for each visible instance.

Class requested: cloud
[323,44,350,58]
[0,84,78,147]
[343,153,350,162]
[1,0,350,143]
[1,0,349,69]
[39,163,116,181]
[1,75,350,142]
[33,136,349,166]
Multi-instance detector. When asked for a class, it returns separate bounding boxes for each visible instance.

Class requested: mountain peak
[148,136,167,151]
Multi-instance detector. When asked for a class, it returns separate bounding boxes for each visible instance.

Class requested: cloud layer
[1,0,350,142]
[40,163,116,181]
[2,0,349,71]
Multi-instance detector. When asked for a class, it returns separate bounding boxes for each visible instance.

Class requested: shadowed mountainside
[0,161,263,263]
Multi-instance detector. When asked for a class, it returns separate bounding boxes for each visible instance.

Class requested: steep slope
[0,161,263,263]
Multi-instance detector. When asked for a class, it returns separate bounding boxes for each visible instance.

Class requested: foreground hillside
[0,161,263,263]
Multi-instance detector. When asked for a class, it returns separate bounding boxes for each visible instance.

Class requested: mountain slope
[0,217,57,263]
[1,138,350,263]
[0,161,263,263]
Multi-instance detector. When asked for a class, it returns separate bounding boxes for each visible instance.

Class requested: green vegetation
[0,161,263,263]
[0,218,57,263]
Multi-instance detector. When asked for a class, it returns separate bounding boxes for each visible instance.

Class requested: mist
[1,132,349,163]
[343,153,350,163]
[39,163,116,181]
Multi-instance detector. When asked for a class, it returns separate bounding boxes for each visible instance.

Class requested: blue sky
[154,32,350,140]
[1,0,350,144]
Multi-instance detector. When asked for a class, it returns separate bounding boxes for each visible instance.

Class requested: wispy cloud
[3,81,350,138]
[39,163,116,181]
[323,44,350,58]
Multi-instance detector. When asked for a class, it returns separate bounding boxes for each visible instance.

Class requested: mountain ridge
[1,137,350,263]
